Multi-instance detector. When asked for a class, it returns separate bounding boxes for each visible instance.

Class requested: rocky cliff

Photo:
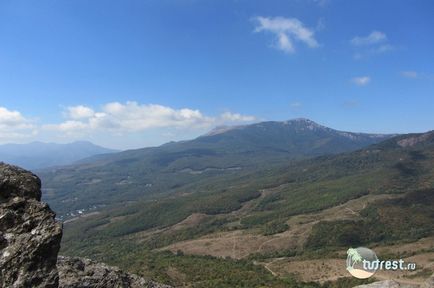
[0,163,62,287]
[0,163,171,288]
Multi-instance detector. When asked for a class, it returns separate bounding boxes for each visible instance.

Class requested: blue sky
[0,0,433,149]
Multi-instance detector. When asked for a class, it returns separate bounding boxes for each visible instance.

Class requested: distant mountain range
[38,118,394,217]
[0,141,118,170]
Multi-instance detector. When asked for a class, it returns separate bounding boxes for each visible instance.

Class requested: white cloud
[0,107,27,126]
[401,71,418,78]
[51,120,88,132]
[351,31,387,46]
[45,102,256,136]
[66,105,95,119]
[254,16,319,54]
[0,107,37,141]
[220,112,256,122]
[350,31,394,59]
[351,76,371,86]
[0,103,256,146]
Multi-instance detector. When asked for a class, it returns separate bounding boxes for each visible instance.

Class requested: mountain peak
[203,118,390,139]
[204,118,323,137]
[286,117,316,123]
[283,118,325,129]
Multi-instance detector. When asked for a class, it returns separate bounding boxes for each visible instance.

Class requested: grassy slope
[305,188,434,250]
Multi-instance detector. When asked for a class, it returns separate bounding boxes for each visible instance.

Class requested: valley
[37,120,434,287]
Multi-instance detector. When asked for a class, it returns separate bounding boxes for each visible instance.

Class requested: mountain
[0,141,118,170]
[38,119,393,218]
[194,118,392,157]
[58,130,434,287]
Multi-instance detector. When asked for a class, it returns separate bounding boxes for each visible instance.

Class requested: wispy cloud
[253,16,319,54]
[312,0,330,7]
[316,18,326,31]
[351,76,371,86]
[400,70,434,81]
[401,71,418,79]
[0,106,37,141]
[350,30,394,59]
[351,31,387,46]
[343,100,360,108]
[375,44,394,53]
[44,102,256,136]
[290,101,303,108]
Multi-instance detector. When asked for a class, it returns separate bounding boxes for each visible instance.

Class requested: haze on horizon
[0,0,433,149]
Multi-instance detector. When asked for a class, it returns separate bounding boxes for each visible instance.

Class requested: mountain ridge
[202,118,393,138]
[39,118,395,218]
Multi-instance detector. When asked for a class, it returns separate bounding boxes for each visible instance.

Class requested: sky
[0,0,433,149]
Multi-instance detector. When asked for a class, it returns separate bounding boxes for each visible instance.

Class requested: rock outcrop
[57,256,172,288]
[0,163,62,288]
[0,163,171,288]
[422,276,434,288]
[353,277,434,288]
[0,163,43,201]
[353,280,411,288]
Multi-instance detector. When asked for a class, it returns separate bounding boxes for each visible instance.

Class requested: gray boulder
[0,162,42,201]
[0,163,62,288]
[421,275,434,288]
[354,280,402,288]
[57,256,172,288]
[354,277,434,288]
